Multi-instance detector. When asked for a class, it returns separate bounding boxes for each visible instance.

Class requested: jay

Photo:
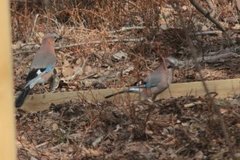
[105,57,177,101]
[15,33,61,108]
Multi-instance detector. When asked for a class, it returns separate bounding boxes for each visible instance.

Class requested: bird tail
[105,87,141,99]
[105,90,128,98]
[15,86,31,108]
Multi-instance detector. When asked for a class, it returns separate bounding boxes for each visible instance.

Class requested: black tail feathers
[105,90,126,98]
[15,86,30,108]
[105,89,135,99]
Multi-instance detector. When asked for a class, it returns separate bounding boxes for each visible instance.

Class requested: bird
[15,33,61,108]
[105,57,177,101]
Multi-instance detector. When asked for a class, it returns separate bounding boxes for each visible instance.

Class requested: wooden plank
[0,1,16,160]
[21,78,240,112]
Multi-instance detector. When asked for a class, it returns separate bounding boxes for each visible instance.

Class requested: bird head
[164,56,184,69]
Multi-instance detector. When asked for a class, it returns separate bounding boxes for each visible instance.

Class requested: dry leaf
[112,50,128,61]
[84,65,93,75]
[52,123,58,131]
[62,67,74,77]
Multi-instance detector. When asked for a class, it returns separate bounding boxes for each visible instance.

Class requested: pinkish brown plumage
[105,57,177,101]
[15,33,61,108]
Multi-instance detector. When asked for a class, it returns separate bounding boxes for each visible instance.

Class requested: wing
[142,71,162,88]
[129,71,161,89]
[25,64,54,88]
[26,68,47,82]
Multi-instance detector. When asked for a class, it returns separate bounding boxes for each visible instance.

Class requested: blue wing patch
[25,64,54,88]
[139,81,157,88]
[26,64,54,82]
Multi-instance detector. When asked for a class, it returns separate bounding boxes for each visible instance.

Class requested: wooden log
[21,78,240,112]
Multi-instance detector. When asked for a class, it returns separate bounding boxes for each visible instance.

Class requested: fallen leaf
[112,50,128,61]
[62,67,74,77]
[52,123,58,131]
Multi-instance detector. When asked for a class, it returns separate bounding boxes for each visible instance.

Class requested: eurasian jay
[15,33,61,108]
[105,57,177,101]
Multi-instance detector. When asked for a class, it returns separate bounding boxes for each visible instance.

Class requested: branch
[13,37,145,55]
[236,0,240,11]
[206,0,216,17]
[175,51,240,68]
[189,0,225,32]
[56,38,145,49]
[193,30,222,36]
[109,26,145,34]
[185,27,236,160]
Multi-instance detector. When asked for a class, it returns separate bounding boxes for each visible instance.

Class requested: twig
[189,0,225,32]
[206,0,216,17]
[201,51,240,61]
[232,110,240,119]
[190,0,234,45]
[184,101,202,108]
[174,3,236,158]
[110,26,224,36]
[59,38,138,50]
[30,14,39,39]
[193,30,222,36]
[43,15,61,30]
[177,51,240,68]
[36,141,49,148]
[79,73,97,80]
[13,37,145,55]
[236,0,240,11]
[109,26,145,34]
[125,0,141,10]
[186,28,236,160]
[56,38,145,49]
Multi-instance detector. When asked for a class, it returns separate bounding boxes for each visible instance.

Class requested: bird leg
[49,74,59,92]
[48,69,59,92]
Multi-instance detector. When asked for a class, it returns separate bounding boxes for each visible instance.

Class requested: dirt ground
[16,96,240,160]
[15,54,240,160]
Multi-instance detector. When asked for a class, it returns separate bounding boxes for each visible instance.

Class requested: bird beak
[166,57,184,69]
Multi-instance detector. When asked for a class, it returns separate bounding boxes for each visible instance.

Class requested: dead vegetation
[12,0,240,159]
[17,97,240,159]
